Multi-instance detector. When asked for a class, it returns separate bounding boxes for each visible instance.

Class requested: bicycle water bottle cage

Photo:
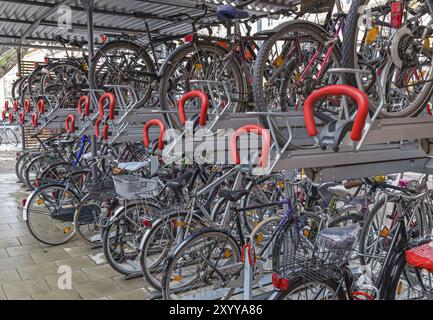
[178,90,209,128]
[304,85,369,152]
[217,5,249,21]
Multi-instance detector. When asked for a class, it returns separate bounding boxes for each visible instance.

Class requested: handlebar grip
[4,101,9,112]
[98,93,115,121]
[24,99,31,114]
[65,114,76,133]
[178,90,209,127]
[230,124,271,168]
[304,85,369,141]
[13,100,19,112]
[77,96,90,117]
[31,112,39,128]
[37,99,45,114]
[143,119,166,150]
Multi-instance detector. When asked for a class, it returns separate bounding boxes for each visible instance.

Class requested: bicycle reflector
[22,198,27,208]
[390,1,403,28]
[184,34,193,42]
[272,274,289,291]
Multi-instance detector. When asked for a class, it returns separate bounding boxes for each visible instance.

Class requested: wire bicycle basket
[113,175,159,200]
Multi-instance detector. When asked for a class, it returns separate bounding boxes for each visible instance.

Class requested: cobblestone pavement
[0,173,156,300]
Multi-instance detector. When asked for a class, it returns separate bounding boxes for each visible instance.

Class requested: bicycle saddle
[166,171,193,189]
[151,168,174,179]
[218,190,249,203]
[217,5,249,22]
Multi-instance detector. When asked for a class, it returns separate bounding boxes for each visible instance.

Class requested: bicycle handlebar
[178,90,209,127]
[143,119,166,151]
[304,85,369,141]
[230,124,271,168]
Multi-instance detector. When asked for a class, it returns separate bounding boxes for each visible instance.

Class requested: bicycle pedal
[318,119,354,152]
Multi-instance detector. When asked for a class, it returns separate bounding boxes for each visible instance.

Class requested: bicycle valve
[390,0,403,28]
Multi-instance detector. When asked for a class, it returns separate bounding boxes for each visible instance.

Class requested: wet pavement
[0,173,154,300]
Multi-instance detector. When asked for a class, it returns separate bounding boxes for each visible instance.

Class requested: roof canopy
[0,0,300,49]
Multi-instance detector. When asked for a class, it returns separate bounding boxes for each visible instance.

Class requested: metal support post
[82,0,97,184]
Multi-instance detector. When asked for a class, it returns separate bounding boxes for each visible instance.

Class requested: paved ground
[0,172,156,300]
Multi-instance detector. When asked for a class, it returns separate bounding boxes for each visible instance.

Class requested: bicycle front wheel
[25,183,80,245]
[162,228,241,300]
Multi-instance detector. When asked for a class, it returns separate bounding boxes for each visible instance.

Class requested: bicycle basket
[301,0,336,14]
[273,224,359,283]
[112,175,159,200]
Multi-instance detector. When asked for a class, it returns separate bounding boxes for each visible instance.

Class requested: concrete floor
[0,173,156,300]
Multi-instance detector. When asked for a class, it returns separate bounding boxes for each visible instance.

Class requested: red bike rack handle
[4,101,9,112]
[1,111,6,122]
[24,99,31,114]
[143,119,166,150]
[65,115,76,133]
[230,124,271,168]
[94,118,109,141]
[178,90,209,127]
[13,100,19,112]
[37,99,45,114]
[77,96,90,118]
[304,85,369,141]
[98,93,115,121]
[31,112,39,128]
[19,112,25,125]
[9,112,14,124]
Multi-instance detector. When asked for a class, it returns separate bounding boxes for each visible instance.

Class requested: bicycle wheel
[342,0,433,118]
[24,183,80,245]
[140,211,206,290]
[23,154,47,190]
[253,20,341,147]
[162,228,241,300]
[5,128,18,146]
[359,197,428,280]
[272,277,346,300]
[386,253,433,300]
[102,201,162,276]
[89,40,156,107]
[159,41,246,130]
[15,152,31,182]
[40,61,87,108]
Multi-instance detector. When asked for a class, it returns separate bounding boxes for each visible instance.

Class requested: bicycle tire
[341,0,433,118]
[25,183,79,246]
[158,41,246,130]
[89,40,156,107]
[252,20,342,146]
[5,128,18,146]
[161,227,241,300]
